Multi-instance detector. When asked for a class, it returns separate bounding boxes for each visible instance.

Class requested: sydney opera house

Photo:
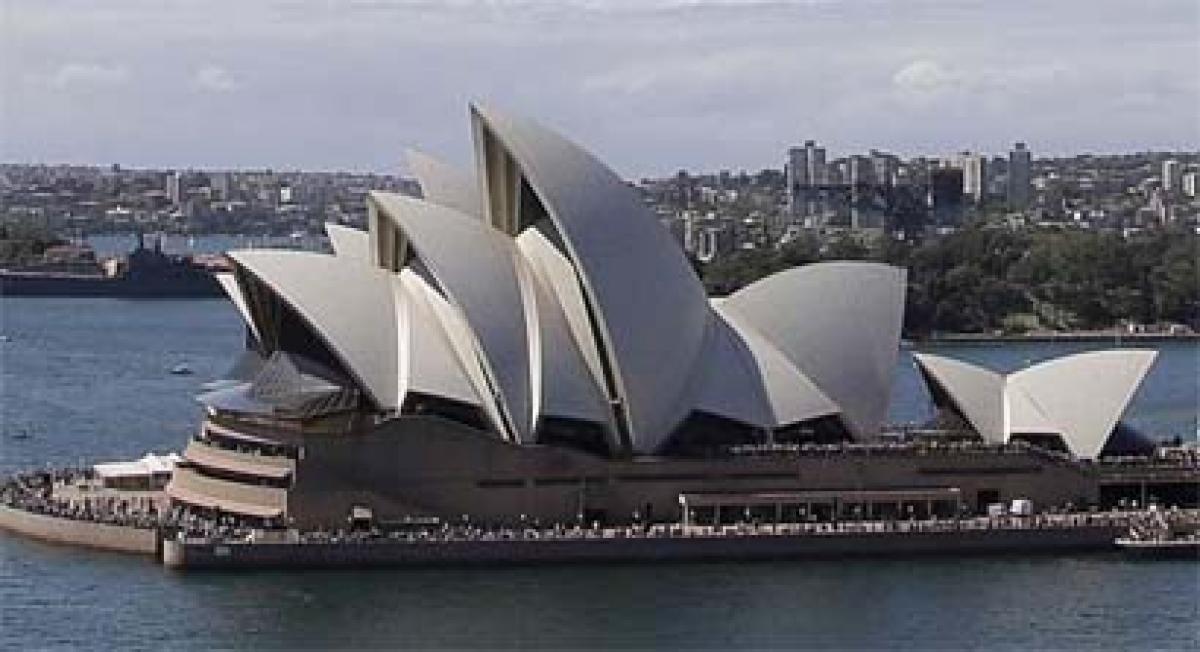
[165,105,1174,529]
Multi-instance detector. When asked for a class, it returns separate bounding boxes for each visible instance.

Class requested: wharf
[161,515,1148,570]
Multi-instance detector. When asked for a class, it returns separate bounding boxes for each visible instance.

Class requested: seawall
[0,506,158,556]
[163,525,1124,570]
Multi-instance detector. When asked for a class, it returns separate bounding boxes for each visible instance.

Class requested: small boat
[170,363,194,376]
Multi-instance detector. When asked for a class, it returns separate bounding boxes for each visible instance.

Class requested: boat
[170,363,194,376]
[0,234,225,298]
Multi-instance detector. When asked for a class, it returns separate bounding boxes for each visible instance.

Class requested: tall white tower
[958,152,987,203]
[1162,159,1182,194]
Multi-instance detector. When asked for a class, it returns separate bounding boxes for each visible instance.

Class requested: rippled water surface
[1,296,1197,650]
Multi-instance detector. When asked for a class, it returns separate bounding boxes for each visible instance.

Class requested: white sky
[3,0,1197,176]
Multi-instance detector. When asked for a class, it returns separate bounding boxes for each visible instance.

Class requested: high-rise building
[1183,171,1199,199]
[209,172,231,202]
[166,171,183,206]
[987,156,1008,198]
[786,140,827,219]
[957,152,987,204]
[1161,159,1182,194]
[930,166,965,228]
[805,140,826,186]
[849,155,874,187]
[869,150,899,187]
[1007,142,1031,210]
[786,147,807,217]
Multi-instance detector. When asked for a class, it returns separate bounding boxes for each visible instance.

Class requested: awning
[680,487,962,507]
[94,452,182,479]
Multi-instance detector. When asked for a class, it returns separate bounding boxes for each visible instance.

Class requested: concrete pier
[161,519,1132,570]
[0,505,158,555]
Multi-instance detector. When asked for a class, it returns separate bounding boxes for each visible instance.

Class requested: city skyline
[3,1,1197,176]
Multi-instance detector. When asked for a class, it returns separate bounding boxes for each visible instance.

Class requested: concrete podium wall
[163,525,1124,570]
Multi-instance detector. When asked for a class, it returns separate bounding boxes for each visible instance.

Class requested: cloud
[581,48,785,97]
[191,65,239,93]
[37,63,130,90]
[892,60,957,97]
[891,59,1079,109]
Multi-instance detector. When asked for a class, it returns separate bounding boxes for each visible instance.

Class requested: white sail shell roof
[693,308,840,429]
[211,105,916,457]
[516,253,613,429]
[912,352,1006,442]
[370,191,534,443]
[223,252,489,420]
[393,270,485,408]
[471,104,710,452]
[228,250,400,409]
[1008,350,1158,459]
[720,262,907,439]
[515,228,607,393]
[214,272,261,343]
[324,223,370,262]
[406,149,482,218]
[913,350,1157,459]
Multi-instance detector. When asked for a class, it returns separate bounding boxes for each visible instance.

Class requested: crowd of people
[2,468,163,529]
[179,507,1200,548]
[726,437,1200,471]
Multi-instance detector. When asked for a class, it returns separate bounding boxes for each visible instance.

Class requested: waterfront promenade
[4,460,1198,569]
[162,510,1199,570]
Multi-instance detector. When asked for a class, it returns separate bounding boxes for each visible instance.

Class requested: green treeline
[701,225,1199,337]
[0,223,67,266]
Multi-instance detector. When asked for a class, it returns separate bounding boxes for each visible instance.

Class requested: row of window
[477,470,804,489]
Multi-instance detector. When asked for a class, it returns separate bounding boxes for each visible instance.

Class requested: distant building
[786,140,826,218]
[1007,142,1032,210]
[848,155,874,188]
[987,156,1008,198]
[1161,159,1182,194]
[870,150,899,187]
[806,140,827,186]
[209,172,231,201]
[957,152,987,204]
[1036,174,1065,216]
[166,171,184,207]
[930,166,965,228]
[786,147,805,217]
[1183,171,1199,198]
[693,223,735,263]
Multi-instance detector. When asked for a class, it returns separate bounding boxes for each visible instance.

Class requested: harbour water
[1,296,1197,649]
